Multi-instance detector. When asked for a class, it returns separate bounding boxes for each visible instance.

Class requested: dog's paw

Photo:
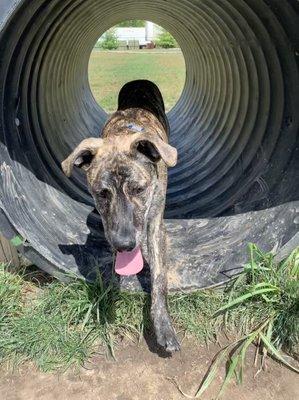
[155,320,181,353]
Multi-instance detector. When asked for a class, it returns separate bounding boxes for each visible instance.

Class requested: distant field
[88,50,186,112]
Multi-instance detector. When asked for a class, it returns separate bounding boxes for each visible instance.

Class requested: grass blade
[259,333,299,373]
[81,304,93,331]
[216,288,278,314]
[217,354,240,399]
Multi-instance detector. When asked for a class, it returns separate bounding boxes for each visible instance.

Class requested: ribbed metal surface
[0,0,298,290]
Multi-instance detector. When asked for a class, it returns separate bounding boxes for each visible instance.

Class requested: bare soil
[0,337,298,400]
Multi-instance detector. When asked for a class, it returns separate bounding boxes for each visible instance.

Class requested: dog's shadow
[59,209,172,358]
[59,210,113,282]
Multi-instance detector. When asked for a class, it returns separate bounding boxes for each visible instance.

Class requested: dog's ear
[130,134,177,167]
[61,138,103,177]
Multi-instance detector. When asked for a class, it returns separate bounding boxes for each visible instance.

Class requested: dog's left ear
[61,138,103,177]
[130,134,177,167]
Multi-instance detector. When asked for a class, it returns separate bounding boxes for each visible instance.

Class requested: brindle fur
[62,80,180,352]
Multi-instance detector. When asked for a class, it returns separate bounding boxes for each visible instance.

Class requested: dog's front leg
[147,214,180,352]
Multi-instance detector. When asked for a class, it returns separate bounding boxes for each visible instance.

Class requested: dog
[62,80,180,352]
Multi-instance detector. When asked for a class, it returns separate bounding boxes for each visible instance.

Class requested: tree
[156,30,178,49]
[117,20,146,27]
[100,29,119,50]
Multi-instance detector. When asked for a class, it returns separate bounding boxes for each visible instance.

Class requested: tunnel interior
[0,0,298,290]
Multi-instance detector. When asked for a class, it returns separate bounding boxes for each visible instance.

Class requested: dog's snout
[111,233,136,252]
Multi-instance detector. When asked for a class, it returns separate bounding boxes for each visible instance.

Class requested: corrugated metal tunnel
[0,0,298,290]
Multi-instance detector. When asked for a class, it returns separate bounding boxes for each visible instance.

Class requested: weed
[175,244,299,399]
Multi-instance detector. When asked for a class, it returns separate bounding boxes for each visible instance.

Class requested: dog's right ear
[61,138,103,177]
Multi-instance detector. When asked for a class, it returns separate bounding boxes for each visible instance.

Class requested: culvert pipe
[0,0,298,290]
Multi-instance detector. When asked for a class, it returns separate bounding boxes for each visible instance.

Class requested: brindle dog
[62,80,180,352]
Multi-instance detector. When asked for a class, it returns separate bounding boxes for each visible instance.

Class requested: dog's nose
[111,235,136,252]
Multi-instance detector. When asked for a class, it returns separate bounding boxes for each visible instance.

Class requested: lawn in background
[88,50,186,112]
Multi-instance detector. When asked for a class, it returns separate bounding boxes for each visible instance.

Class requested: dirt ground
[0,337,298,400]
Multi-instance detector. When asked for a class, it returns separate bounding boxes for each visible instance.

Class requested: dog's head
[62,134,177,252]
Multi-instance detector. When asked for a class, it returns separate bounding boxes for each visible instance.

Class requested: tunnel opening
[88,20,186,114]
[0,0,298,290]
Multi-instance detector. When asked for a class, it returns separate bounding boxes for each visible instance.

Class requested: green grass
[88,50,186,112]
[0,267,222,371]
[0,244,298,397]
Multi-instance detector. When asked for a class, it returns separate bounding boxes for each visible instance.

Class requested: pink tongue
[115,246,144,276]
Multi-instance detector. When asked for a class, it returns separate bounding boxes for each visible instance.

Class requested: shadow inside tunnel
[59,209,113,282]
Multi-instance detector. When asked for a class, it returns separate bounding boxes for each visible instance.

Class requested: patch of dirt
[0,337,298,400]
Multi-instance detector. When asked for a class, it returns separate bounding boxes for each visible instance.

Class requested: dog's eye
[131,186,146,196]
[97,189,111,200]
